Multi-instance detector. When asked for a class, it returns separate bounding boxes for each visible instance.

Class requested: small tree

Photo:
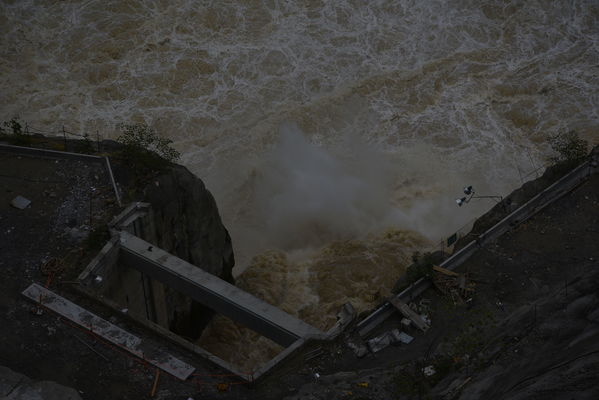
[116,123,180,166]
[549,130,588,163]
[1,117,31,146]
[2,117,23,135]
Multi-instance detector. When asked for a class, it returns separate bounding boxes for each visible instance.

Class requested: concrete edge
[0,143,103,161]
[108,202,151,231]
[251,338,308,381]
[251,303,356,381]
[104,157,122,207]
[77,237,119,282]
[474,159,591,247]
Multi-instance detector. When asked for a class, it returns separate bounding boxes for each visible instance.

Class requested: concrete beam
[22,284,195,380]
[118,232,322,347]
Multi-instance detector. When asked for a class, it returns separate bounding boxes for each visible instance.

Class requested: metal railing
[1,118,108,153]
[434,158,551,255]
[357,154,597,337]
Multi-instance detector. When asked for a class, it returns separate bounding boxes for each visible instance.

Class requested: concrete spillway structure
[78,202,352,381]
[118,231,322,347]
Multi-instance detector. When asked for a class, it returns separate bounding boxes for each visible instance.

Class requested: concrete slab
[118,231,323,347]
[22,284,195,380]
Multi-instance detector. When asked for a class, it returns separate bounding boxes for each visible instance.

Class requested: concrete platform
[22,284,195,380]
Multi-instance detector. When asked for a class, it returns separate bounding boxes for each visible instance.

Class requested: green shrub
[549,130,588,163]
[2,117,22,135]
[1,117,31,146]
[116,123,180,165]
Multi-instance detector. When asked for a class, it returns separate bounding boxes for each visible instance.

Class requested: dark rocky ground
[265,162,599,400]
[1,138,598,400]
[0,144,241,400]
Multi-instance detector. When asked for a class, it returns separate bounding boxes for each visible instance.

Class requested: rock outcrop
[127,163,235,338]
[141,164,235,284]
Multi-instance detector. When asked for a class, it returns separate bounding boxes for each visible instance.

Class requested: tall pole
[89,187,95,227]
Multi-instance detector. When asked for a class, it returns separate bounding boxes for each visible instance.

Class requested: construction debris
[11,195,31,209]
[421,314,431,326]
[367,328,414,353]
[432,264,476,303]
[367,332,393,353]
[423,365,436,377]
[388,297,431,332]
[433,265,459,277]
[391,330,414,344]
[346,340,369,358]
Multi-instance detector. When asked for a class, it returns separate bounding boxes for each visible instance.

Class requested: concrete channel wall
[78,201,355,382]
[358,154,599,337]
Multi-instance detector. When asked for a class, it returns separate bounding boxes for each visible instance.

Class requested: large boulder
[0,366,81,400]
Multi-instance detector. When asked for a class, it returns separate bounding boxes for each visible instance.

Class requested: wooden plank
[22,284,195,380]
[388,297,430,332]
[433,265,460,277]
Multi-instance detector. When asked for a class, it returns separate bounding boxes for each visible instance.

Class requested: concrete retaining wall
[358,156,598,337]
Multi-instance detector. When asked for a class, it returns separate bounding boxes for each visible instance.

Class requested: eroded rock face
[140,164,235,337]
[142,164,235,284]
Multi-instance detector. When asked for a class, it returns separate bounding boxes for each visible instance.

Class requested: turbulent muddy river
[2,0,598,370]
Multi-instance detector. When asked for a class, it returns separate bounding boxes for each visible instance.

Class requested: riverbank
[1,137,597,399]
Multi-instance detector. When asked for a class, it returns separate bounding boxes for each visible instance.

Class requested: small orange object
[216,383,229,392]
[357,382,369,388]
[150,369,160,397]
